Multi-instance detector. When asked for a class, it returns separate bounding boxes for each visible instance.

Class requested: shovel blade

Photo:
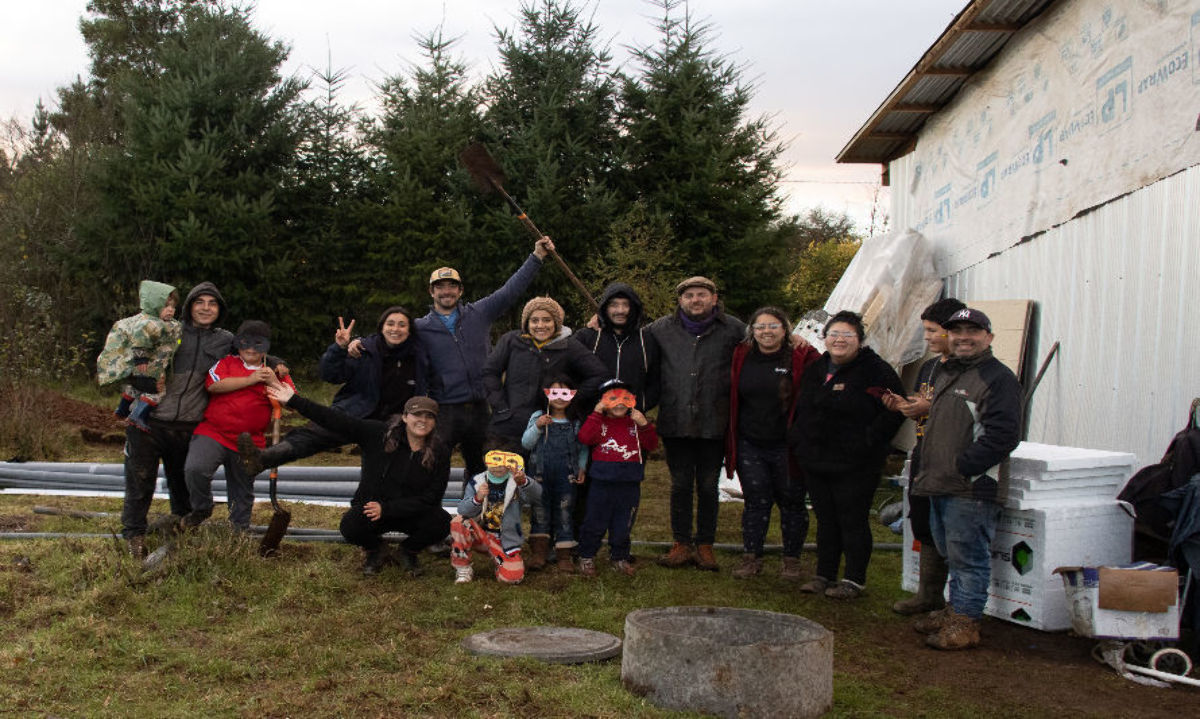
[258,508,292,557]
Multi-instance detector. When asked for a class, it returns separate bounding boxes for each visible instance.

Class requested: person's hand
[899,396,931,419]
[363,501,382,521]
[266,383,295,405]
[474,483,489,502]
[251,367,276,385]
[586,313,600,330]
[533,236,555,259]
[535,414,553,428]
[881,390,904,412]
[593,400,606,413]
[629,409,648,427]
[334,317,356,348]
[347,338,364,359]
[513,469,528,487]
[571,470,586,485]
[792,332,810,349]
[273,363,290,379]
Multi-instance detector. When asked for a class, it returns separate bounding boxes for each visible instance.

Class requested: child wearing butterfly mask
[576,379,659,577]
[449,450,541,584]
[520,375,589,572]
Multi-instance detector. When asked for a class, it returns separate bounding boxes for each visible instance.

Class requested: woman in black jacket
[260,384,450,576]
[788,311,904,599]
[481,296,608,452]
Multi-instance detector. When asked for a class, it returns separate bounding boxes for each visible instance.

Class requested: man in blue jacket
[910,308,1022,651]
[418,236,555,480]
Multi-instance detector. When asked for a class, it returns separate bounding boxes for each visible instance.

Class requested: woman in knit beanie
[521,296,565,340]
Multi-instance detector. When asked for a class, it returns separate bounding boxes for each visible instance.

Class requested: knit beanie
[521,296,564,334]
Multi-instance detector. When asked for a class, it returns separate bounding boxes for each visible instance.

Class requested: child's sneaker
[578,557,597,577]
[454,565,473,584]
[611,559,637,577]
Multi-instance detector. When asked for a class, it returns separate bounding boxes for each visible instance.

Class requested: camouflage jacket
[95,280,182,386]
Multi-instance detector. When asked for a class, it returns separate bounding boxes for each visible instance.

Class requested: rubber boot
[238,433,293,477]
[555,547,574,573]
[893,544,949,615]
[526,535,550,571]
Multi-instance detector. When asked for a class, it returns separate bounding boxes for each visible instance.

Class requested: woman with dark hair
[726,307,821,580]
[240,306,427,473]
[788,310,905,599]
[264,384,450,576]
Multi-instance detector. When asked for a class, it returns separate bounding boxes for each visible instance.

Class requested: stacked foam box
[900,442,1138,630]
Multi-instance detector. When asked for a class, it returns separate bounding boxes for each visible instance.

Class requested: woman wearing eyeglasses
[788,310,905,599]
[725,307,821,580]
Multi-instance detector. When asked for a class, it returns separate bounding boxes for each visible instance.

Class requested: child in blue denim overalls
[521,375,588,572]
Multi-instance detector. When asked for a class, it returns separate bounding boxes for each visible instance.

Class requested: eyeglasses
[752,323,783,331]
[825,331,857,339]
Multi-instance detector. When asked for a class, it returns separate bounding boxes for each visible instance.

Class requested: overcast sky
[1,0,965,232]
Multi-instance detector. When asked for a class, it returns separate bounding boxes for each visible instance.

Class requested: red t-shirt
[193,355,295,450]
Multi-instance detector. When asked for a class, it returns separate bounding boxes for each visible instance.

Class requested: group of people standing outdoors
[102,233,1022,651]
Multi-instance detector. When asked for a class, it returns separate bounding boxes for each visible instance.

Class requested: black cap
[944,308,992,333]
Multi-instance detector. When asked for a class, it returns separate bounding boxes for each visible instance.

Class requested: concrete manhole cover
[461,626,622,664]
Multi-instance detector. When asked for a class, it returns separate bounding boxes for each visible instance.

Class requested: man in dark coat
[573,282,660,411]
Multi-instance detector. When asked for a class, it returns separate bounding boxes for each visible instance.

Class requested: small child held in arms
[521,375,589,573]
[182,321,294,530]
[95,280,182,432]
[450,450,542,584]
[576,379,659,577]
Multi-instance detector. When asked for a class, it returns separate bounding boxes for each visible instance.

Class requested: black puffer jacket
[573,282,660,411]
[648,309,745,439]
[482,329,609,443]
[788,347,905,475]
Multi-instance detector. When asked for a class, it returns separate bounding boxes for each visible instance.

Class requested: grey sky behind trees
[2,0,965,233]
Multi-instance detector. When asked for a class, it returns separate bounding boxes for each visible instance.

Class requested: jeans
[737,439,808,557]
[806,467,879,585]
[435,401,490,481]
[530,469,576,547]
[928,495,1002,619]
[662,436,725,545]
[122,420,194,538]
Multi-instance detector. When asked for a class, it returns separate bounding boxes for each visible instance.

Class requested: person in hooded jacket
[120,281,287,557]
[240,306,426,475]
[572,282,660,411]
[481,296,608,453]
[788,310,905,600]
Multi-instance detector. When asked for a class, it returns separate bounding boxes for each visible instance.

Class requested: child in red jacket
[576,380,659,577]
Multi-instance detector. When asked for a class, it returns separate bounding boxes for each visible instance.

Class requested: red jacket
[724,342,820,477]
[194,355,296,450]
[579,412,659,463]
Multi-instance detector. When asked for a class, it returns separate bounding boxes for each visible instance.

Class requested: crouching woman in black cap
[260,384,451,576]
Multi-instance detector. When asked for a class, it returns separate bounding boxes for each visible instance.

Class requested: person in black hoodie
[788,310,905,599]
[240,306,426,475]
[573,282,660,411]
[264,385,451,576]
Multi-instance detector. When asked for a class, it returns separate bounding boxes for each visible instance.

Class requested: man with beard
[648,277,745,571]
[573,282,659,411]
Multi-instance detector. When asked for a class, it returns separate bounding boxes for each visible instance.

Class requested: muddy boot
[611,559,637,576]
[779,556,804,582]
[555,547,575,573]
[913,606,952,635]
[127,535,147,560]
[925,609,981,650]
[526,535,550,571]
[396,548,422,577]
[657,541,695,568]
[578,557,597,577]
[238,433,292,477]
[893,545,949,615]
[694,544,719,571]
[731,553,762,579]
[361,548,386,576]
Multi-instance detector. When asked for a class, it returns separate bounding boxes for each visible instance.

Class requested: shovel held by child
[258,398,291,557]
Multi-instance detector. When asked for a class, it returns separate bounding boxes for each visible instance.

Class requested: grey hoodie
[151,282,235,426]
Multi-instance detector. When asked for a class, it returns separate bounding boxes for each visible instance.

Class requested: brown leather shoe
[779,556,804,582]
[657,541,695,568]
[526,535,550,571]
[731,553,762,579]
[925,610,981,650]
[611,559,637,577]
[555,547,574,573]
[694,544,719,571]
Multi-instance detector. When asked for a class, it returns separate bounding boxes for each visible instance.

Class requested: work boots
[657,541,695,568]
[779,556,804,582]
[555,547,574,573]
[694,544,719,571]
[238,432,292,477]
[526,535,550,571]
[361,548,386,576]
[578,557,597,577]
[893,545,949,615]
[127,535,147,560]
[731,553,762,579]
[913,606,952,635]
[926,609,981,650]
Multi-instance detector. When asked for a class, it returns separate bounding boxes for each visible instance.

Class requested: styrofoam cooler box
[1056,564,1181,640]
[1008,442,1137,478]
[984,502,1133,630]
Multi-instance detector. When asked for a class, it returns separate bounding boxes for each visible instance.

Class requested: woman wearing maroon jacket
[725,307,820,580]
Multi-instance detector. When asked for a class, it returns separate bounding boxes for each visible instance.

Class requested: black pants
[578,481,640,562]
[807,467,880,585]
[122,420,194,538]
[663,436,725,545]
[269,422,352,466]
[339,504,451,553]
[435,401,489,481]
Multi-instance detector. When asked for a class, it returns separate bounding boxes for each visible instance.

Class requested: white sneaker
[454,565,473,584]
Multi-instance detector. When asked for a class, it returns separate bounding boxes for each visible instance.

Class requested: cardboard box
[1055,564,1180,640]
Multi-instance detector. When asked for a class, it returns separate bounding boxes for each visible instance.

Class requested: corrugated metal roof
[837,0,1059,166]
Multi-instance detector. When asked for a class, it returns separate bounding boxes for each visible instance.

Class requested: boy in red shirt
[182,321,294,530]
[576,379,659,577]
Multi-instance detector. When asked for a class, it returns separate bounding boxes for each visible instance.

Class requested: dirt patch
[0,514,29,531]
[38,388,126,444]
